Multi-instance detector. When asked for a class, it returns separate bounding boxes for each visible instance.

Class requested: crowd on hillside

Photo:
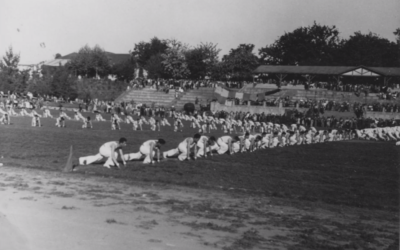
[127,78,245,92]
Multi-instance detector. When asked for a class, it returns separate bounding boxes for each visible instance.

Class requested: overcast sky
[1,0,399,64]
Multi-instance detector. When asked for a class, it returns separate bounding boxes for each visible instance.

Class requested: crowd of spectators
[255,77,400,100]
[213,109,400,131]
[126,78,244,93]
[231,95,400,115]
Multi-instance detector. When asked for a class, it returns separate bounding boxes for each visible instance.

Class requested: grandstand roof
[253,65,400,77]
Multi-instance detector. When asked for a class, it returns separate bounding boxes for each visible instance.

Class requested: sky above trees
[1,0,399,64]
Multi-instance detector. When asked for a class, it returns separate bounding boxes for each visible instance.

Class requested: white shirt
[142,140,158,148]
[219,136,232,144]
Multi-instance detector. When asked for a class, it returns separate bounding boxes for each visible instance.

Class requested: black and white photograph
[0,0,399,249]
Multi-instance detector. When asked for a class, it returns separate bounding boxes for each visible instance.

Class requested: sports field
[0,111,398,250]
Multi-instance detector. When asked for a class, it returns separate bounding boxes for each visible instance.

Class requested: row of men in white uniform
[0,107,44,126]
[0,106,173,130]
[355,126,400,142]
[78,123,370,169]
[0,106,84,127]
[2,106,400,146]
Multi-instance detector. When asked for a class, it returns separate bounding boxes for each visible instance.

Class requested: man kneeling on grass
[163,133,201,161]
[124,139,166,164]
[78,137,127,169]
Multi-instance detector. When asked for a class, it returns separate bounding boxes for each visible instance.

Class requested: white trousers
[217,139,229,155]
[124,145,156,164]
[231,142,240,153]
[243,139,251,151]
[164,142,188,161]
[196,142,219,157]
[79,145,117,167]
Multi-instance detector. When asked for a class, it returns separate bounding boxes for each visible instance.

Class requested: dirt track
[1,165,398,250]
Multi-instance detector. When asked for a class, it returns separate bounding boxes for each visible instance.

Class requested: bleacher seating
[115,88,176,107]
[174,88,215,109]
[115,87,217,109]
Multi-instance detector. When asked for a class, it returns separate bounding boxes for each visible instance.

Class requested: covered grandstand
[253,65,400,85]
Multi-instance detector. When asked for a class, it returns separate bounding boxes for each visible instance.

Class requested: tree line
[67,22,399,81]
[0,22,399,99]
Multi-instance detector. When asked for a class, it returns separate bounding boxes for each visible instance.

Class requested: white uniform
[217,136,232,155]
[270,137,279,148]
[196,136,211,157]
[164,137,195,161]
[304,133,312,144]
[124,140,158,164]
[280,136,287,147]
[260,135,270,149]
[95,113,106,121]
[289,134,297,145]
[79,141,121,168]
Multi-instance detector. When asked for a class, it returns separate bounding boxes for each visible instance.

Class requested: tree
[111,59,136,81]
[131,37,168,76]
[0,46,26,92]
[222,44,259,81]
[209,61,229,81]
[0,46,20,77]
[259,22,341,66]
[67,44,112,78]
[26,70,52,96]
[394,28,400,45]
[50,66,77,99]
[185,48,206,79]
[185,42,221,79]
[394,28,400,65]
[161,39,190,79]
[145,53,169,79]
[338,31,399,67]
[55,53,62,59]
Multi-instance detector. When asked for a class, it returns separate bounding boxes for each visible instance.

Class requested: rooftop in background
[43,52,131,67]
[254,65,400,77]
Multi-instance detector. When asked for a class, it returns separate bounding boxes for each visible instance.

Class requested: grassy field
[0,111,399,249]
[0,111,398,211]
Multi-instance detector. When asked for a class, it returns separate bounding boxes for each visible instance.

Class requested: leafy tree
[26,70,52,96]
[131,37,168,75]
[0,47,20,78]
[145,53,169,79]
[185,42,221,79]
[67,44,112,78]
[259,22,341,66]
[209,61,229,81]
[1,47,20,71]
[394,28,400,45]
[185,48,206,79]
[161,39,190,79]
[0,46,27,92]
[111,59,136,81]
[50,66,77,99]
[393,28,400,65]
[55,53,62,59]
[222,44,259,80]
[338,31,399,67]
